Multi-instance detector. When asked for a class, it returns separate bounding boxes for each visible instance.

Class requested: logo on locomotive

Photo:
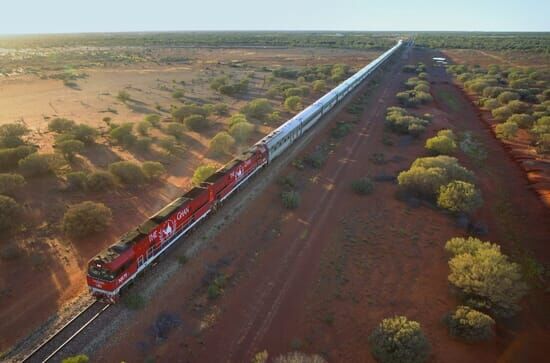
[160,219,176,241]
[231,166,244,180]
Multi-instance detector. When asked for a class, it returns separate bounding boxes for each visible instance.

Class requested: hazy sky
[2,0,548,34]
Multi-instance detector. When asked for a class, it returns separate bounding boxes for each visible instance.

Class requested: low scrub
[368,316,430,363]
[62,201,112,237]
[192,164,217,185]
[425,134,456,155]
[109,161,146,185]
[351,177,374,195]
[444,306,495,342]
[142,161,166,180]
[385,107,430,136]
[0,173,25,195]
[66,171,87,191]
[281,190,300,209]
[18,153,52,177]
[0,195,21,231]
[210,132,235,156]
[184,114,210,132]
[437,180,483,214]
[273,351,327,363]
[86,171,115,192]
[331,122,353,138]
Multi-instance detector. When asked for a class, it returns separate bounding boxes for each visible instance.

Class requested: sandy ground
[91,47,550,362]
[0,47,381,353]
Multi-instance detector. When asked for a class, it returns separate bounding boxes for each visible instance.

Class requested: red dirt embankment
[95,47,549,363]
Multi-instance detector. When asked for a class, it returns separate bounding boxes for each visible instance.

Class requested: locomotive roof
[151,197,188,222]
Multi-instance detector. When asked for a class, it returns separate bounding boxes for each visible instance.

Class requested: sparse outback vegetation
[62,201,112,237]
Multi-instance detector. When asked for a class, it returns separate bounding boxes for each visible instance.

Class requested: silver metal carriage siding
[257,40,403,163]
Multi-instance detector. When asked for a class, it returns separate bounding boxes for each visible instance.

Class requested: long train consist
[87,40,403,302]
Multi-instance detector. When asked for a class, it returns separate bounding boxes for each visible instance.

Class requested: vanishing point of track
[20,301,110,363]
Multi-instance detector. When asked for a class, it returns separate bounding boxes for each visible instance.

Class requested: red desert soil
[94,47,550,362]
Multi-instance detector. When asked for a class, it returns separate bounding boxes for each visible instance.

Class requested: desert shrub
[283,87,305,98]
[241,98,273,119]
[157,136,183,156]
[86,171,115,192]
[71,124,98,144]
[385,107,429,135]
[18,153,51,177]
[267,111,282,124]
[117,90,131,102]
[48,118,75,133]
[531,116,550,135]
[172,89,184,99]
[207,274,227,299]
[228,113,248,127]
[506,113,534,129]
[66,171,87,191]
[229,122,254,143]
[331,122,353,138]
[273,351,327,363]
[61,355,89,363]
[425,135,457,155]
[62,201,112,237]
[142,161,166,180]
[0,123,29,148]
[368,316,430,363]
[446,237,528,317]
[491,106,512,122]
[507,100,530,114]
[0,195,21,231]
[213,103,229,116]
[402,64,417,73]
[312,79,326,93]
[497,91,519,105]
[352,177,374,195]
[192,164,216,185]
[437,129,456,140]
[108,161,146,185]
[136,120,152,136]
[55,139,84,161]
[535,133,550,154]
[495,122,518,140]
[0,173,25,195]
[482,86,504,98]
[164,122,186,139]
[444,306,495,342]
[415,91,433,104]
[304,146,328,169]
[0,145,36,171]
[144,114,161,127]
[109,123,136,146]
[418,72,428,80]
[437,180,483,214]
[285,96,303,112]
[414,84,430,93]
[209,132,235,156]
[281,190,300,209]
[184,114,209,132]
[134,137,152,152]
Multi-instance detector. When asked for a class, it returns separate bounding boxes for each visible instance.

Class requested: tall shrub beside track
[63,201,112,237]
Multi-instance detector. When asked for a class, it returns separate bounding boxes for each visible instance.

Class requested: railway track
[20,301,110,363]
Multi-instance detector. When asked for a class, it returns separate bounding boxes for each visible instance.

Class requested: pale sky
[1,0,548,34]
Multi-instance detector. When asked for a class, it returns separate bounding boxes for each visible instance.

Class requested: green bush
[0,145,36,171]
[0,123,29,148]
[0,195,21,231]
[109,123,136,146]
[445,237,499,256]
[496,91,519,105]
[444,306,495,342]
[385,107,429,135]
[164,122,186,139]
[507,100,530,114]
[142,161,166,180]
[495,122,518,140]
[491,106,512,122]
[71,124,98,144]
[312,79,326,93]
[483,98,500,110]
[285,96,303,112]
[18,153,52,177]
[61,355,89,363]
[281,190,300,209]
[531,116,550,135]
[352,177,374,195]
[172,89,184,99]
[437,129,456,140]
[209,132,235,157]
[273,352,327,363]
[192,164,217,185]
[507,114,534,129]
[207,274,227,299]
[157,136,183,156]
[437,180,483,214]
[55,139,84,161]
[134,137,152,152]
[136,120,152,135]
[48,118,75,133]
[66,171,87,190]
[86,171,115,192]
[184,114,210,132]
[172,103,209,122]
[144,114,161,128]
[368,316,430,363]
[241,98,273,119]
[117,90,131,103]
[109,161,146,185]
[446,237,528,317]
[0,173,25,195]
[229,121,255,143]
[425,135,457,155]
[213,103,229,116]
[62,201,112,237]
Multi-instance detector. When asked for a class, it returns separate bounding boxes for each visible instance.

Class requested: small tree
[281,190,300,209]
[312,79,326,93]
[242,98,273,119]
[425,135,457,155]
[109,161,146,185]
[184,114,209,132]
[71,124,98,144]
[109,123,136,146]
[142,161,166,180]
[136,120,152,136]
[209,132,235,156]
[164,122,186,139]
[48,118,75,133]
[86,171,115,192]
[444,306,495,342]
[437,181,483,214]
[55,139,84,161]
[228,113,248,127]
[285,96,302,112]
[0,123,29,148]
[192,164,217,185]
[18,153,51,177]
[351,177,374,195]
[0,195,21,231]
[0,173,25,195]
[446,237,528,317]
[368,316,430,363]
[229,121,254,143]
[61,355,89,363]
[495,122,518,140]
[63,201,112,237]
[66,171,87,190]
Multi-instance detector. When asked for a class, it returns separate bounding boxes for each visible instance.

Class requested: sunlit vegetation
[444,306,495,342]
[209,132,235,156]
[385,107,431,136]
[192,164,217,185]
[62,201,112,237]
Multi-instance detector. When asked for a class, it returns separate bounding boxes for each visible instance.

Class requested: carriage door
[137,255,144,268]
[146,246,155,261]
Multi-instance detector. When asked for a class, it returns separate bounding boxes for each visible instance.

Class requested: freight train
[86,40,403,302]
